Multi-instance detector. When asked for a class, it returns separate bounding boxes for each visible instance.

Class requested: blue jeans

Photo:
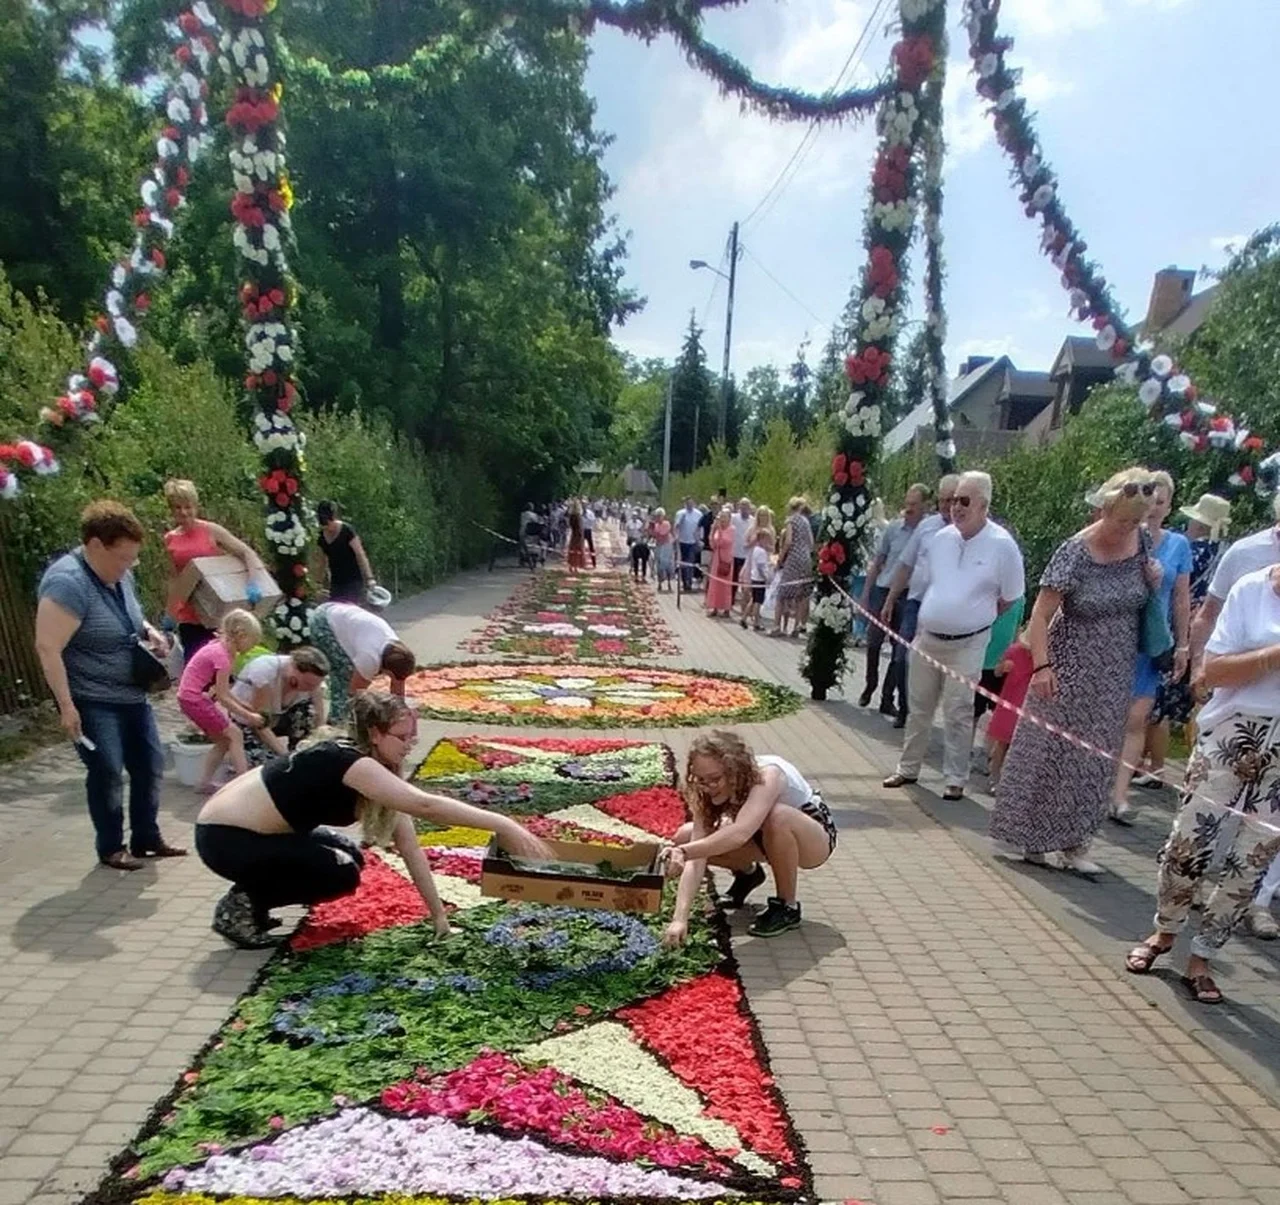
[893,598,921,666]
[74,700,164,859]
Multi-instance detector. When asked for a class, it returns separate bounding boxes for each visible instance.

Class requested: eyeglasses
[1120,482,1157,497]
[386,726,417,744]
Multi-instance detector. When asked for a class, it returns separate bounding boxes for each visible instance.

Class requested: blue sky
[585,0,1280,380]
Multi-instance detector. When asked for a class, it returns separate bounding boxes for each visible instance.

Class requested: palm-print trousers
[1155,712,1280,959]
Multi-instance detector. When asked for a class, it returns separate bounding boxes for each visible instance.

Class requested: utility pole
[661,371,673,495]
[718,221,739,445]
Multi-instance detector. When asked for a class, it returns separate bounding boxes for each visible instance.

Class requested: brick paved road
[4,557,1280,1204]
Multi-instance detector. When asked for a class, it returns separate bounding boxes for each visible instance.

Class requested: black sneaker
[725,863,767,908]
[213,888,282,949]
[857,686,876,707]
[749,897,802,937]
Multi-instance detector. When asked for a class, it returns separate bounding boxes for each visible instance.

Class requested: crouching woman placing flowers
[1124,564,1280,1004]
[661,731,836,942]
[195,691,556,948]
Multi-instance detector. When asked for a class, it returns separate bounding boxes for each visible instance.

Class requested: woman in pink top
[178,610,269,792]
[650,508,675,593]
[164,479,266,664]
[705,507,735,617]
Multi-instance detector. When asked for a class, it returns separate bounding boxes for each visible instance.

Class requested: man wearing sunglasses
[884,471,1025,801]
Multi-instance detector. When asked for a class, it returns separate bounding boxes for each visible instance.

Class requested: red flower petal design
[618,971,797,1166]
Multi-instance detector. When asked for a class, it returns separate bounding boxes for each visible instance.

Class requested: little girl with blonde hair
[177,609,267,793]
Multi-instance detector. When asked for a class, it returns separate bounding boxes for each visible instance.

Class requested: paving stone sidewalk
[1,559,1279,1205]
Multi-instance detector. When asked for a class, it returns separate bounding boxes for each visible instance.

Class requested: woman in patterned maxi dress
[990,470,1156,869]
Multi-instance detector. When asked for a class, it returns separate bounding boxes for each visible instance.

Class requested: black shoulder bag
[76,553,172,693]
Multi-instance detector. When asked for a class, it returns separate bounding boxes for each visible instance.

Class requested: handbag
[77,553,173,693]
[1138,531,1175,672]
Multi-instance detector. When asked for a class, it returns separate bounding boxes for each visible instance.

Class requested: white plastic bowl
[366,584,393,609]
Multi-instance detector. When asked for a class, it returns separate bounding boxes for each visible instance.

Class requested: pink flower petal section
[382,1049,733,1177]
[619,971,797,1166]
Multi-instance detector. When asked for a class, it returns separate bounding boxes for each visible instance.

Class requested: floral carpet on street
[397,663,801,729]
[90,737,809,1205]
[463,567,679,661]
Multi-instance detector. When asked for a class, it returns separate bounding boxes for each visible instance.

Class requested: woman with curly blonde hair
[661,730,836,943]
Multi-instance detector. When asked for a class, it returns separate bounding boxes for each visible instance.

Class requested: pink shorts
[179,693,230,738]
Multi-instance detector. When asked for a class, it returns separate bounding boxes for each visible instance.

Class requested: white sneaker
[1247,906,1279,940]
[1111,799,1134,825]
[1024,850,1067,870]
[1062,851,1103,875]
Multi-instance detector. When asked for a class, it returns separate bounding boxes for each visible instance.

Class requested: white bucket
[171,740,210,788]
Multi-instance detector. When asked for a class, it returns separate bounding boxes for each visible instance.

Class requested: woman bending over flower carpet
[662,730,837,941]
[196,691,555,949]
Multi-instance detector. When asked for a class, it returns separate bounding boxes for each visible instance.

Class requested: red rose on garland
[845,346,891,386]
[831,452,849,486]
[868,245,900,298]
[817,540,846,577]
[893,35,935,89]
[871,146,910,204]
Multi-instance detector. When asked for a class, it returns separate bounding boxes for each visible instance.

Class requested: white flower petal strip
[542,805,658,844]
[170,1108,734,1198]
[522,1022,770,1176]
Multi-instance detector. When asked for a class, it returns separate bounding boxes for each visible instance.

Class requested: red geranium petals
[619,971,797,1165]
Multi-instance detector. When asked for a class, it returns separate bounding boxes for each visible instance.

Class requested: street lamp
[688,222,739,446]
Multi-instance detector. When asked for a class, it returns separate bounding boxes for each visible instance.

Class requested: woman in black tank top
[195,692,554,948]
[317,501,374,603]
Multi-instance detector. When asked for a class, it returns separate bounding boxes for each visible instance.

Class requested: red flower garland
[618,971,797,1166]
[383,1050,734,1175]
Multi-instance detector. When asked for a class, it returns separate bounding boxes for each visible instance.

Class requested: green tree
[739,363,785,445]
[660,314,714,475]
[0,0,150,324]
[783,338,814,438]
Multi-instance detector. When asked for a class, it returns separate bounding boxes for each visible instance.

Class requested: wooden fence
[0,512,48,714]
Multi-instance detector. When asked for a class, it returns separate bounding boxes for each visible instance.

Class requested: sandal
[1124,941,1172,974]
[1182,973,1223,1005]
[100,851,143,872]
[883,774,918,789]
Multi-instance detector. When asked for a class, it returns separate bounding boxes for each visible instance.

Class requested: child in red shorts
[986,634,1033,788]
[177,609,266,793]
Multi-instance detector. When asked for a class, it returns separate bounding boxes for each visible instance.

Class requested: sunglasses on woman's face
[1120,482,1157,497]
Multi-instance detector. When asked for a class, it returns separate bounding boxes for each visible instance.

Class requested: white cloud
[943,58,1070,165]
[1209,234,1246,255]
[618,0,884,215]
[1002,0,1189,37]
[950,335,1021,364]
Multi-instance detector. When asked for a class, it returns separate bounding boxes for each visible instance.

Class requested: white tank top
[755,755,813,808]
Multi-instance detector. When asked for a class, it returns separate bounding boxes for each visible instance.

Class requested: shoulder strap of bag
[75,551,142,638]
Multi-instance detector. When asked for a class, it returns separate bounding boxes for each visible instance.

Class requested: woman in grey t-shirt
[34,501,186,871]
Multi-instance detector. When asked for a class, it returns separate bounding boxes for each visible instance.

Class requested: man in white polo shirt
[884,471,1024,800]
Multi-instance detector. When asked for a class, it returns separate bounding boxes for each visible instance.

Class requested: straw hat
[1179,493,1231,538]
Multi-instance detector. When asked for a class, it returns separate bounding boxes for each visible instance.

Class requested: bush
[1,272,500,619]
[303,409,499,591]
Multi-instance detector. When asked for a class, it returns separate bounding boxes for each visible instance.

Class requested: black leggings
[196,823,364,911]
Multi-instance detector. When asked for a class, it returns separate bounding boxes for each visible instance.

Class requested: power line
[740,0,891,234]
[741,244,825,326]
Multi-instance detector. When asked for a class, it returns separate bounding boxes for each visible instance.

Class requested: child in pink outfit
[177,609,266,792]
[986,635,1033,787]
